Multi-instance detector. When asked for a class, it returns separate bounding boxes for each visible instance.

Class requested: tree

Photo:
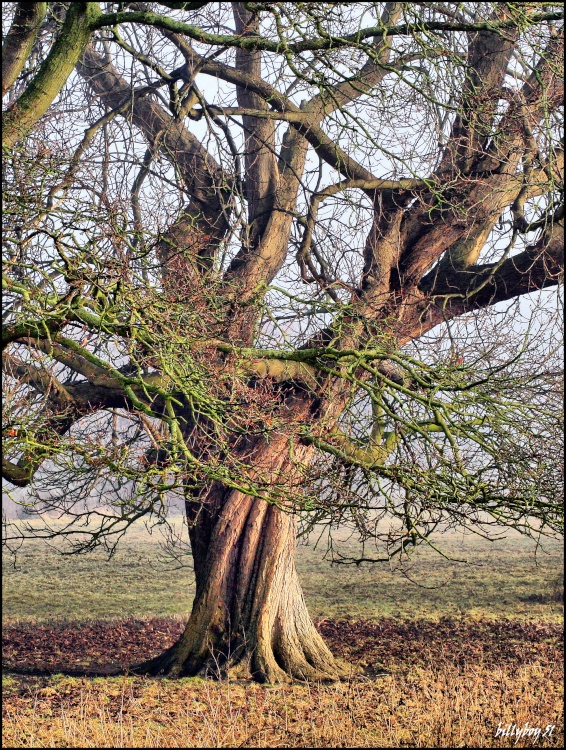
[2,2,564,683]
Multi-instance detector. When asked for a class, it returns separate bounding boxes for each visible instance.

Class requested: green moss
[3,2,101,149]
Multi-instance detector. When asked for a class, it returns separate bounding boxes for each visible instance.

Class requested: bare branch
[92,8,565,54]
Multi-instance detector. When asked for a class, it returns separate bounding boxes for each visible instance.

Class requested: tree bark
[135,436,341,683]
[2,2,47,98]
[3,3,100,149]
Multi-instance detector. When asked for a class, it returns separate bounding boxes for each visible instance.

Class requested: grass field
[2,519,563,623]
[2,518,564,747]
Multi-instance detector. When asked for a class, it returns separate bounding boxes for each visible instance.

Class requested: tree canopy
[2,2,564,681]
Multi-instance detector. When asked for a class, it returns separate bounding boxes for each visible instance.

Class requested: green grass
[2,519,563,624]
[2,523,190,623]
[297,527,564,621]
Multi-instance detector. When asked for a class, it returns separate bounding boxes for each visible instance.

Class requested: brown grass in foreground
[2,664,563,748]
[2,618,563,748]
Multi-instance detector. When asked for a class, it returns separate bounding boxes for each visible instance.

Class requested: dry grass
[2,661,563,748]
[3,618,563,748]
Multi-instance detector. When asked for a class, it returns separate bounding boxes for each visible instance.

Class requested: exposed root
[131,624,343,683]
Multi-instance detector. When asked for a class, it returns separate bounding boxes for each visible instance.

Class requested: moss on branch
[92,9,564,54]
[3,2,101,149]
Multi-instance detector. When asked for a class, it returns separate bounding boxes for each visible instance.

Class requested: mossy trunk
[135,440,341,683]
[3,2,100,149]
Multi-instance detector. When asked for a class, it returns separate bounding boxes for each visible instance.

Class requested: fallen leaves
[1,617,563,748]
[315,617,564,675]
[1,616,562,677]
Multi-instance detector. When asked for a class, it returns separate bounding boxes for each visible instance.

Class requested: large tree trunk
[135,438,342,683]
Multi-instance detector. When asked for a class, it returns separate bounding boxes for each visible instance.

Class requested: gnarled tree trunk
[136,436,341,683]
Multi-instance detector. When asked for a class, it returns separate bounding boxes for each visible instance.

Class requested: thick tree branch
[397,150,563,291]
[76,46,231,270]
[179,54,380,184]
[2,2,47,98]
[3,351,73,404]
[3,3,100,149]
[17,338,115,385]
[305,2,404,117]
[154,2,210,9]
[92,9,564,53]
[2,456,35,488]
[2,318,66,352]
[438,8,519,175]
[396,26,563,292]
[232,3,278,247]
[241,359,318,390]
[423,222,564,312]
[202,4,408,304]
[298,176,428,284]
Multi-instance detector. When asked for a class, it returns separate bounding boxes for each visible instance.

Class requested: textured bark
[136,437,341,683]
[2,2,47,98]
[232,3,278,248]
[3,3,100,149]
